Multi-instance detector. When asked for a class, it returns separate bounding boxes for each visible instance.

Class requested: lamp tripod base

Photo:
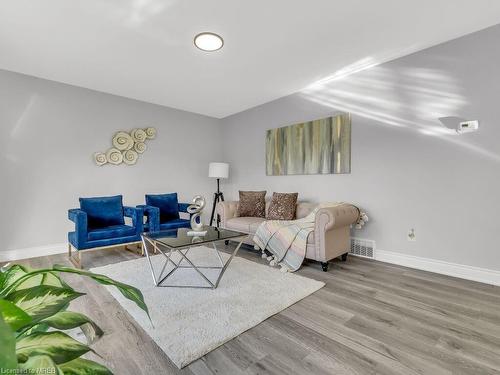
[210,191,224,227]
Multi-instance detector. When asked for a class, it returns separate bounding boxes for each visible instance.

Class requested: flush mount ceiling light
[194,32,224,52]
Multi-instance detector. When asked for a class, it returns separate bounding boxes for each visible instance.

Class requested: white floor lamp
[208,162,229,227]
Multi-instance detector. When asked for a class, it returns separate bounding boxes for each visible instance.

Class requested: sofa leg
[341,253,348,262]
[321,262,329,272]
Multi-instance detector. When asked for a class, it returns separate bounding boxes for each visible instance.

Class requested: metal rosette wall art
[93,127,157,166]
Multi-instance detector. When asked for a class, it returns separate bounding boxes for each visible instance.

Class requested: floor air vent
[350,238,375,259]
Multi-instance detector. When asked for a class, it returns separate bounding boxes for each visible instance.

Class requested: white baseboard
[0,243,67,263]
[374,249,500,286]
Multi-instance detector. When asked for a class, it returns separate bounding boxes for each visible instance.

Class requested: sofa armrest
[68,209,87,225]
[68,209,88,246]
[313,204,360,261]
[137,204,159,232]
[124,206,144,234]
[216,201,239,228]
[315,204,359,231]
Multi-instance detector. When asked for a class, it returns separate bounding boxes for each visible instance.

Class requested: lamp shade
[208,162,229,179]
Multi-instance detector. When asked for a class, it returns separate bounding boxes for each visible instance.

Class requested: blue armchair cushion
[159,218,191,231]
[145,193,180,223]
[87,224,136,241]
[80,195,125,229]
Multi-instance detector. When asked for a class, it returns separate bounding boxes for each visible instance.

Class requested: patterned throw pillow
[238,191,266,218]
[266,192,299,220]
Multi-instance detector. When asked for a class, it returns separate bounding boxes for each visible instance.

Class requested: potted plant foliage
[0,263,149,374]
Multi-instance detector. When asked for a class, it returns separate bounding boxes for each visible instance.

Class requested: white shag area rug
[91,246,324,368]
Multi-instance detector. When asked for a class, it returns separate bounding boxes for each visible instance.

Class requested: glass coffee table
[141,226,246,289]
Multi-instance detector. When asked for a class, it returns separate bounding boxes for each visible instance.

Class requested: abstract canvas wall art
[265,113,351,175]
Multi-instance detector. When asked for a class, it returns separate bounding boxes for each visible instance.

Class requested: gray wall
[0,71,222,250]
[221,25,500,271]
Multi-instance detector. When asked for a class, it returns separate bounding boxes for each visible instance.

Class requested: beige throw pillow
[267,192,299,220]
[238,191,266,218]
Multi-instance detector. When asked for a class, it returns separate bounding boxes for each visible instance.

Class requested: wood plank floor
[5,246,500,375]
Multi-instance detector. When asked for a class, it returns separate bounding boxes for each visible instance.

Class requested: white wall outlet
[457,120,479,134]
[407,228,416,242]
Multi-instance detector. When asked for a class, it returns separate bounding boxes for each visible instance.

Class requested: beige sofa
[216,201,359,271]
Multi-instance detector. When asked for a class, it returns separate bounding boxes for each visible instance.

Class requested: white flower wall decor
[131,128,147,142]
[112,132,134,151]
[145,127,156,139]
[94,127,157,166]
[106,148,123,165]
[94,152,107,166]
[122,150,138,165]
[134,142,147,154]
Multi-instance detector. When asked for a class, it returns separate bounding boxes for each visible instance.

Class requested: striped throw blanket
[253,203,344,272]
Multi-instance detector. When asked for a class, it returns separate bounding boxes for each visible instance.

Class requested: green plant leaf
[1,266,68,298]
[16,331,91,364]
[41,311,104,344]
[19,355,63,375]
[0,299,32,331]
[41,272,69,288]
[0,264,30,292]
[0,266,8,291]
[1,264,149,374]
[1,265,66,291]
[58,358,113,375]
[0,312,17,369]
[7,285,84,323]
[17,322,50,340]
[52,265,149,318]
[2,266,148,320]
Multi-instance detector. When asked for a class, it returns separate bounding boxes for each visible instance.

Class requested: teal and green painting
[265,113,351,175]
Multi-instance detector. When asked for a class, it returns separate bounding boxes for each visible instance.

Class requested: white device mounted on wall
[457,120,479,134]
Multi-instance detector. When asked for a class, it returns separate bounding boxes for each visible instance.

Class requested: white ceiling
[1,1,500,118]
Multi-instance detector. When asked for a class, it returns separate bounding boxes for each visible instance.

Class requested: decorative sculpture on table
[187,195,206,232]
[93,126,156,166]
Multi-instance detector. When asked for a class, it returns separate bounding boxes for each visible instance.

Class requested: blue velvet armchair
[68,195,143,268]
[139,193,192,232]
